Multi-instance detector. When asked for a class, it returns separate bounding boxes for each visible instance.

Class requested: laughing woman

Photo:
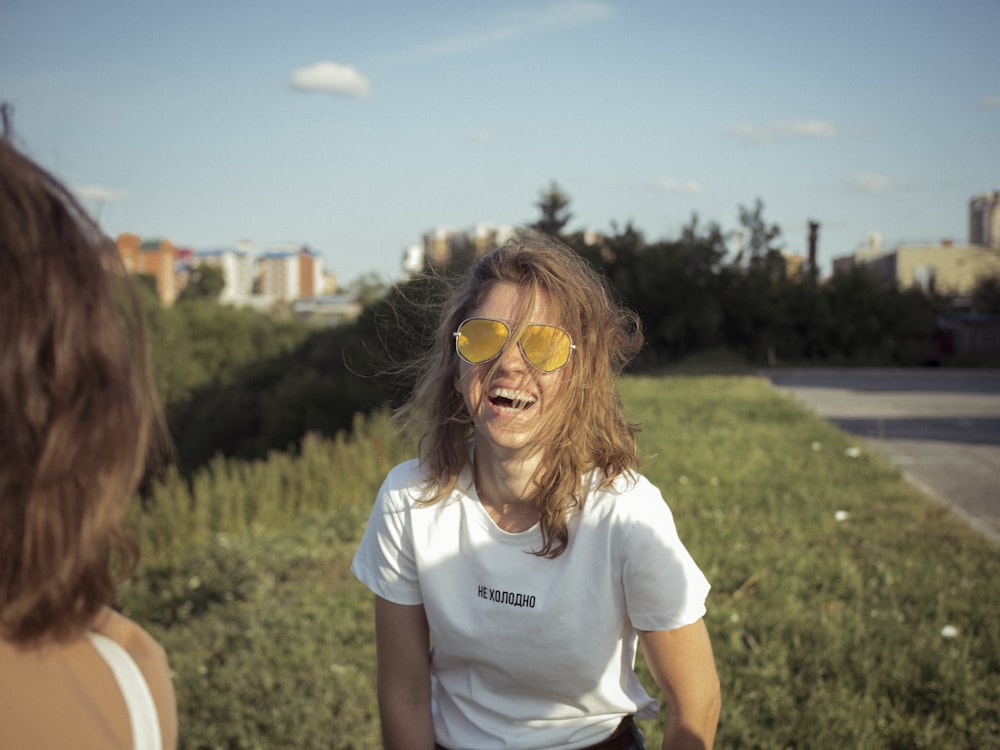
[352,232,720,750]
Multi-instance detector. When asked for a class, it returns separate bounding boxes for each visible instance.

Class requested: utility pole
[807,221,820,283]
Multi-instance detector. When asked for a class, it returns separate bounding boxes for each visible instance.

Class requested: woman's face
[454,282,570,457]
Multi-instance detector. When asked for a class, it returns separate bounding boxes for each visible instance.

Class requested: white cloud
[850,173,893,193]
[729,123,774,144]
[290,62,371,97]
[980,95,1000,109]
[730,119,838,144]
[72,184,126,203]
[647,179,704,194]
[415,1,614,58]
[775,120,838,138]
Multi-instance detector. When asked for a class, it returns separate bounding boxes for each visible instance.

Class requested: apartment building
[420,224,515,270]
[257,245,325,302]
[299,247,323,298]
[833,191,1000,300]
[422,226,463,268]
[194,246,255,303]
[116,233,177,305]
[969,191,1000,249]
[838,236,1000,299]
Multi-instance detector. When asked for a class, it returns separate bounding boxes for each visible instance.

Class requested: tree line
[560,218,936,368]
[146,186,965,475]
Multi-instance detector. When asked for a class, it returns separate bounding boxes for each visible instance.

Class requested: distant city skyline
[3,0,997,283]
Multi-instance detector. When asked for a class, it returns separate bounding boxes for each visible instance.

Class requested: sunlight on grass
[621,376,999,748]
[121,375,1000,749]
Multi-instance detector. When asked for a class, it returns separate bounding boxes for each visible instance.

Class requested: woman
[0,109,177,750]
[352,232,720,750]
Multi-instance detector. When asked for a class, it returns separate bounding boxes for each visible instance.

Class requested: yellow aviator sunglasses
[453,317,575,373]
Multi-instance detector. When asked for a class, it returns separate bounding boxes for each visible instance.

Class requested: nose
[496,337,529,371]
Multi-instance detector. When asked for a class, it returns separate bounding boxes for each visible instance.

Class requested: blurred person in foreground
[352,232,720,750]
[0,107,177,750]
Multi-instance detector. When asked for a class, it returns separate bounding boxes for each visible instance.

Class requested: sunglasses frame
[453,317,576,373]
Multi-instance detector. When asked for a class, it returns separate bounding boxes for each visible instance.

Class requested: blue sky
[3,0,998,284]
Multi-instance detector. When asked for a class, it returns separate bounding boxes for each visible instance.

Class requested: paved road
[761,368,1000,545]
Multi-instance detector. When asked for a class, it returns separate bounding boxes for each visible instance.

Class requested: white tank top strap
[86,631,163,750]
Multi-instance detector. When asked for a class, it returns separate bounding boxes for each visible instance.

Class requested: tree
[133,273,161,306]
[345,272,389,307]
[725,201,788,363]
[736,198,783,270]
[590,216,730,365]
[972,276,1000,314]
[822,268,936,364]
[179,263,226,301]
[532,180,572,237]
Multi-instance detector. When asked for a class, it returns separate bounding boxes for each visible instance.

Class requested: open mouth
[488,387,536,412]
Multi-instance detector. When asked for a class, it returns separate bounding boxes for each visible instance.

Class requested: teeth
[489,387,536,410]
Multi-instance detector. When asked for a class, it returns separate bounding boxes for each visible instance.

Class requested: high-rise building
[257,245,325,302]
[298,247,324,298]
[194,246,255,303]
[257,249,300,301]
[969,192,1000,249]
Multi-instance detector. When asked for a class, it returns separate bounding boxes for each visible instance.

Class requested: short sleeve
[620,478,711,631]
[351,462,424,605]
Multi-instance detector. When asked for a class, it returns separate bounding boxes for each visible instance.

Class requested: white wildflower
[845,446,861,458]
[834,510,850,522]
[941,625,959,638]
[811,441,822,451]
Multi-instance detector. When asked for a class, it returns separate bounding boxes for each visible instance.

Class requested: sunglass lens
[523,325,572,372]
[457,319,508,363]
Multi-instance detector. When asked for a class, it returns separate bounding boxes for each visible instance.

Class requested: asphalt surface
[761,368,1000,545]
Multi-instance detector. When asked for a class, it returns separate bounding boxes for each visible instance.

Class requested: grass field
[120,375,1000,749]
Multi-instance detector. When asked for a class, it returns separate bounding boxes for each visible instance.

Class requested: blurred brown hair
[0,106,165,644]
[397,231,644,557]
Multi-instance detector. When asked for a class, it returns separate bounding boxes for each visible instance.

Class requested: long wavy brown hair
[396,231,644,558]
[0,108,164,644]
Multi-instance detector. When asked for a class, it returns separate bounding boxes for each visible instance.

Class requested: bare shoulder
[94,608,168,666]
[92,607,179,748]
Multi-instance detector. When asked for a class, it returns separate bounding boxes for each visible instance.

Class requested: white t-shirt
[351,458,711,750]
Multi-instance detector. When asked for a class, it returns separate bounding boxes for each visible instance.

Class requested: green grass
[120,375,1000,749]
[624,376,999,748]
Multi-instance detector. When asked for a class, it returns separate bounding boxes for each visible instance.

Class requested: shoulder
[382,458,425,488]
[378,459,433,506]
[580,471,683,547]
[587,471,672,518]
[380,458,471,506]
[92,608,178,749]
[93,608,168,672]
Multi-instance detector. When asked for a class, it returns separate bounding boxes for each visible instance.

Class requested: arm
[374,596,435,750]
[637,618,721,750]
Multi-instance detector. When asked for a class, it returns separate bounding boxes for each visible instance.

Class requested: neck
[473,445,542,532]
